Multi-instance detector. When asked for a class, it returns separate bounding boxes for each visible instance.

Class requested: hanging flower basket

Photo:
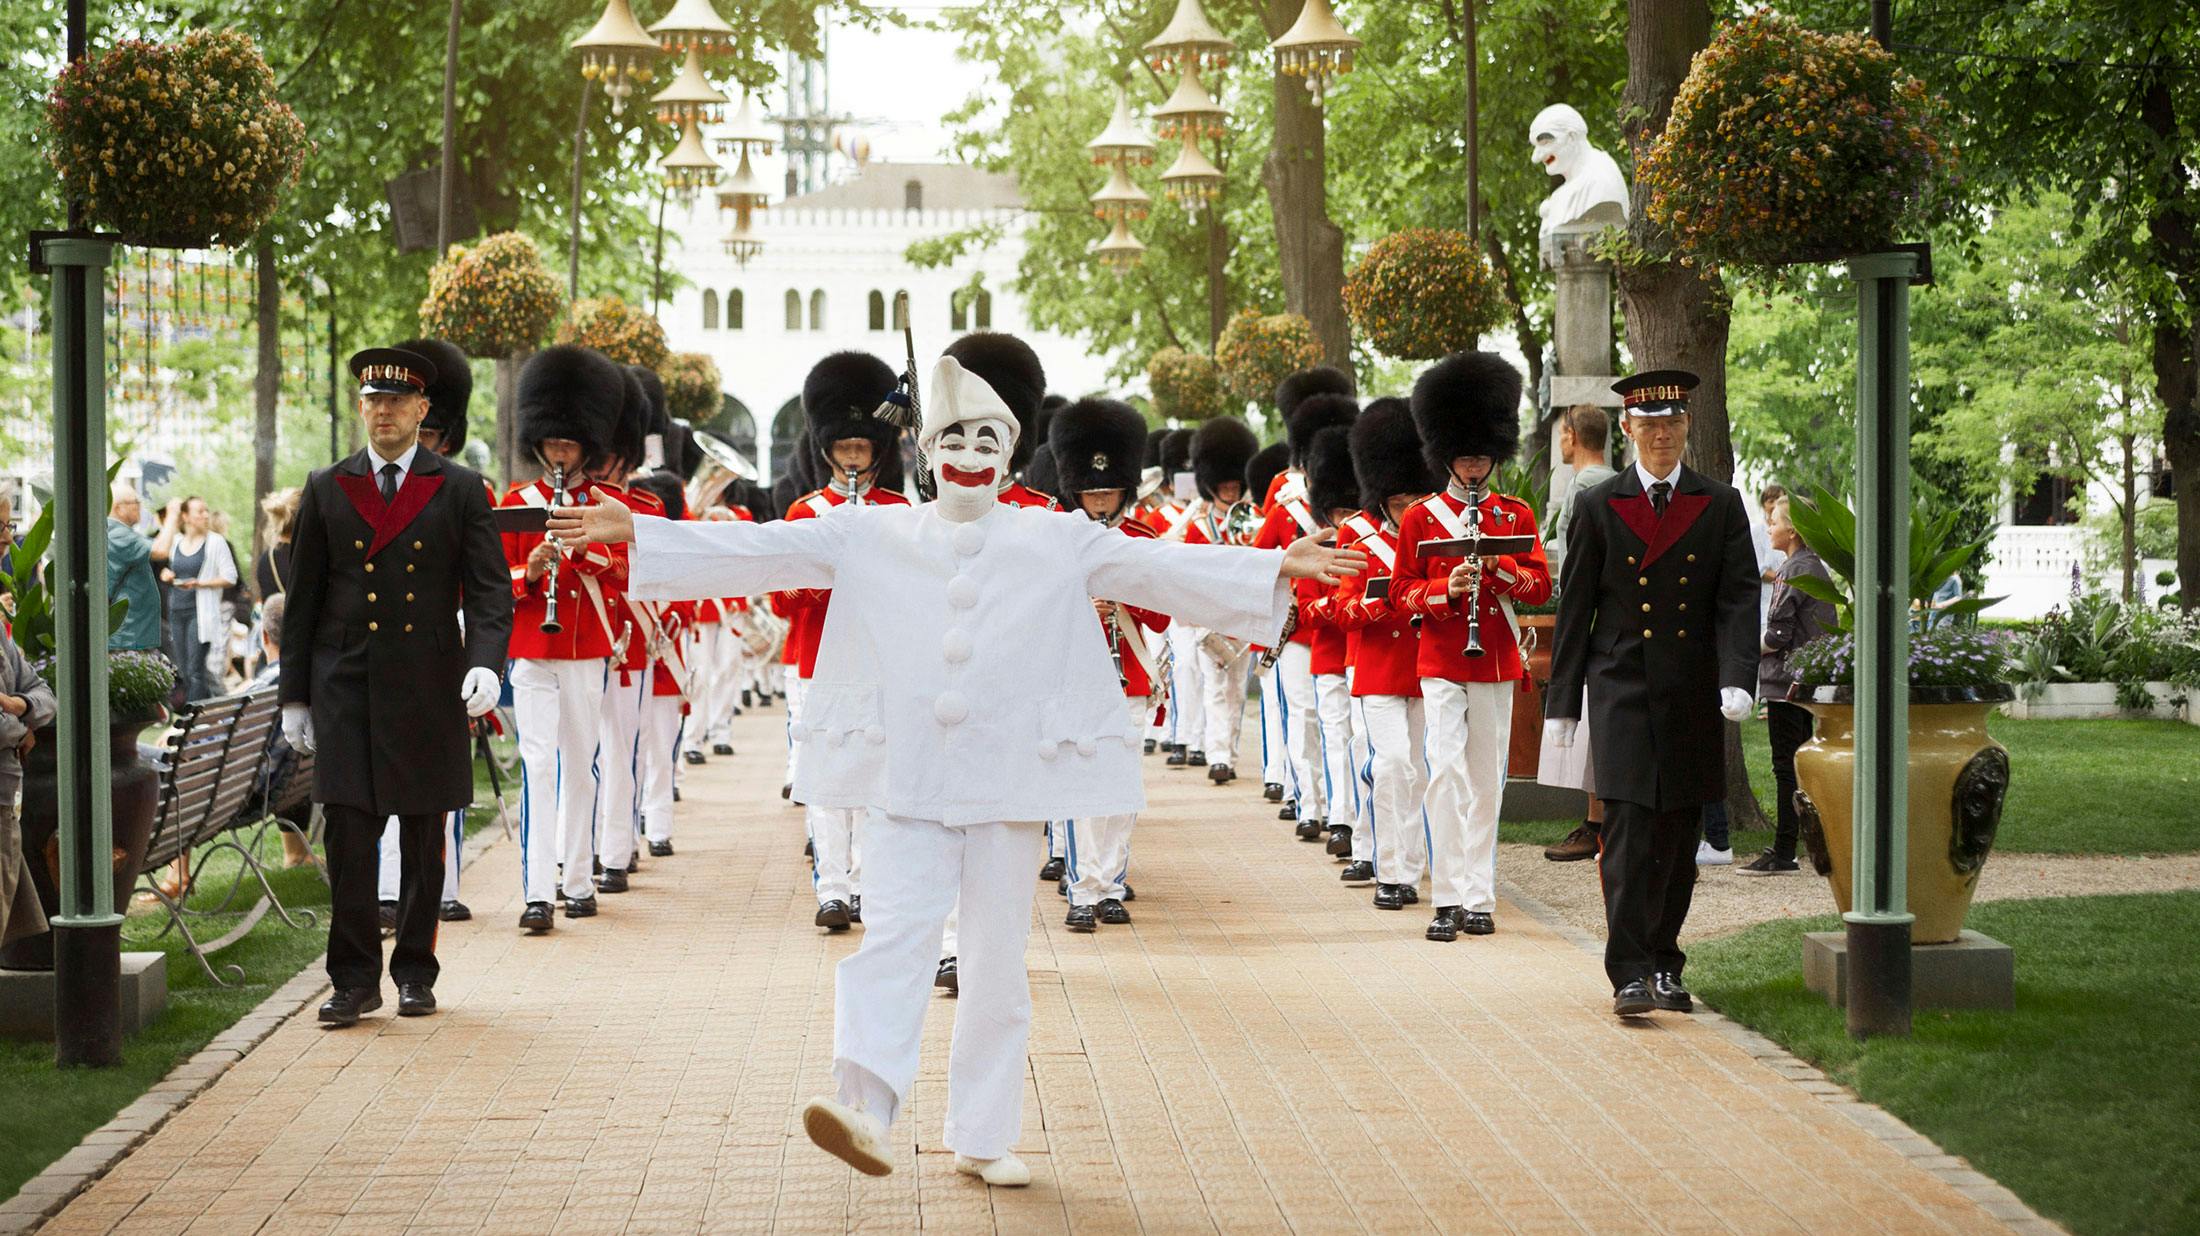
[418,232,565,359]
[45,31,309,249]
[1146,347,1228,422]
[660,352,723,421]
[1343,228,1506,360]
[1639,12,1956,276]
[557,295,670,369]
[1215,309,1323,404]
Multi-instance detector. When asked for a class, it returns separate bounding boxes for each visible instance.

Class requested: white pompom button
[865,726,886,745]
[933,690,969,726]
[1037,740,1059,761]
[953,522,986,557]
[947,574,980,609]
[941,628,973,663]
[1075,738,1097,757]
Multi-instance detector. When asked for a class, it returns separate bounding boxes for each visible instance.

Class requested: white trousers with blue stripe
[1420,677,1513,912]
[1361,694,1429,886]
[1065,697,1147,906]
[595,666,649,872]
[377,811,463,903]
[510,656,606,903]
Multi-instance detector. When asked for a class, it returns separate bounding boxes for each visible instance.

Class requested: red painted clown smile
[941,464,996,488]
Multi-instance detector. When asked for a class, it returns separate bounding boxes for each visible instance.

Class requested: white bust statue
[1531,103,1629,237]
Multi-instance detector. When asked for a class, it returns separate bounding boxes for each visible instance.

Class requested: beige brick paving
[45,701,2018,1234]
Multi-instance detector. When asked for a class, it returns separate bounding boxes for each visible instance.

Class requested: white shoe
[954,1153,1032,1187]
[801,1096,892,1176]
[1696,841,1733,866]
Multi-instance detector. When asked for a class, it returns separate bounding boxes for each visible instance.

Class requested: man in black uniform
[281,347,513,1027]
[1544,370,1758,1018]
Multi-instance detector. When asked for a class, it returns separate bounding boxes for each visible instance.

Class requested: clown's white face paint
[930,419,1012,522]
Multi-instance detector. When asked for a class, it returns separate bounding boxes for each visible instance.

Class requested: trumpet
[541,463,570,635]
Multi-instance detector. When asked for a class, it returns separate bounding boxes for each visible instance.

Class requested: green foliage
[418,232,564,359]
[1785,483,2002,633]
[659,351,721,422]
[556,295,668,369]
[1342,228,1504,361]
[103,646,176,717]
[1145,347,1225,422]
[1213,308,1319,404]
[1786,624,2014,690]
[2019,593,2200,696]
[1,464,131,659]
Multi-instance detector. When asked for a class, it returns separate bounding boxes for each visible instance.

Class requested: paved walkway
[44,702,2016,1235]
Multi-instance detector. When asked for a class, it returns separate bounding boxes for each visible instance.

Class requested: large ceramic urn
[1790,684,2013,944]
[0,703,165,971]
[1507,613,1558,780]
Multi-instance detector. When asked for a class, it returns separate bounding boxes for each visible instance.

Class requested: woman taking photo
[152,495,239,703]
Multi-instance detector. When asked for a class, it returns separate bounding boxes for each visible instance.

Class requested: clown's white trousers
[1361,695,1429,886]
[1278,643,1322,819]
[1164,625,1205,751]
[1198,639,1251,769]
[807,804,863,905]
[510,656,605,903]
[595,667,648,873]
[782,674,808,790]
[1420,677,1514,912]
[681,627,724,757]
[1067,698,1143,905]
[1314,671,1359,839]
[1258,658,1291,789]
[639,691,683,844]
[378,811,463,903]
[833,813,1043,1161]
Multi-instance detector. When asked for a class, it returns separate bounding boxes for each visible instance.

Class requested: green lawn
[1504,714,2200,856]
[1692,893,2200,1236]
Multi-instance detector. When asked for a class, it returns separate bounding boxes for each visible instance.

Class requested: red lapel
[333,471,444,559]
[1609,493,1658,555]
[1642,493,1711,569]
[334,473,385,536]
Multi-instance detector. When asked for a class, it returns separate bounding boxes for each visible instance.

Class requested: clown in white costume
[549,357,1363,1188]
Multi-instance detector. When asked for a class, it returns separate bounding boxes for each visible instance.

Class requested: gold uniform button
[1642,628,1654,638]
[1638,576,1649,586]
[404,623,414,633]
[1626,556,1637,565]
[1679,602,1688,612]
[364,563,375,573]
[405,592,415,602]
[413,540,423,550]
[367,592,377,603]
[367,621,379,632]
[1687,553,1698,563]
[1677,629,1687,638]
[1641,602,1652,613]
[1679,577,1689,586]
[406,564,416,573]
[353,539,364,550]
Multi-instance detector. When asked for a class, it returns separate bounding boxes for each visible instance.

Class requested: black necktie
[1651,480,1671,517]
[379,462,401,505]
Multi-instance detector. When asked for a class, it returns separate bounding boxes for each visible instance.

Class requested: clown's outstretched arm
[1082,525,1366,647]
[548,487,844,602]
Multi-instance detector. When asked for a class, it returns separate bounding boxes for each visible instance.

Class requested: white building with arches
[661,160,1116,485]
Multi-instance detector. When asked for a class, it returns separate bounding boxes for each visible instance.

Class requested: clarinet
[541,463,569,635]
[844,464,864,506]
[1462,481,1487,659]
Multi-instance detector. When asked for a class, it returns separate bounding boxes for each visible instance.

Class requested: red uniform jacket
[1254,495,1320,647]
[1393,487,1551,684]
[597,483,664,679]
[774,483,912,678]
[1328,513,1421,698]
[999,481,1055,510]
[501,476,619,661]
[1096,514,1171,700]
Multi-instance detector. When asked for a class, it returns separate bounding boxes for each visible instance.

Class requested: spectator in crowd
[152,495,238,703]
[248,593,316,869]
[0,624,56,948]
[1740,496,1837,876]
[256,488,300,599]
[0,479,19,578]
[1541,404,1617,864]
[1697,481,1793,866]
[106,484,164,652]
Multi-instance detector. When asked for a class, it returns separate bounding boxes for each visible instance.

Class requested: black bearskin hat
[631,470,686,521]
[944,332,1047,471]
[802,351,901,457]
[1190,417,1258,502]
[1350,396,1439,510]
[517,345,624,464]
[1145,427,1171,468]
[1287,391,1359,466]
[1305,426,1361,522]
[1274,364,1355,420]
[1246,440,1290,507]
[769,473,799,520]
[1021,448,1059,500]
[395,338,471,454]
[608,367,649,472]
[630,365,671,460]
[1159,427,1194,482]
[1410,351,1523,477]
[1051,398,1147,495]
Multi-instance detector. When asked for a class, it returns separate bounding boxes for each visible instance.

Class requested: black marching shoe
[519,902,554,934]
[1187,750,1208,767]
[781,782,793,800]
[1372,883,1407,910]
[1278,801,1298,821]
[1144,738,1157,755]
[849,896,862,924]
[1096,898,1131,925]
[815,900,852,931]
[377,901,398,935]
[1613,979,1656,1017]
[1326,825,1352,857]
[1065,904,1098,932]
[741,689,754,708]
[439,900,471,923]
[1166,747,1189,767]
[1263,782,1285,802]
[1340,860,1375,886]
[597,868,629,894]
[1208,762,1234,784]
[396,982,437,1017]
[712,742,735,756]
[1425,906,1465,942]
[684,749,706,766]
[649,839,674,857]
[1120,883,1135,902]
[1398,884,1419,905]
[805,838,815,860]
[1296,817,1326,842]
[1459,910,1496,936]
[564,895,598,919]
[672,787,681,802]
[319,986,382,1027]
[935,957,958,995]
[626,855,639,875]
[1057,876,1069,899]
[1651,972,1693,1012]
[1038,856,1066,883]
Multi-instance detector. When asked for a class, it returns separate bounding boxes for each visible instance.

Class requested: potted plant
[1781,485,2014,944]
[1146,347,1228,422]
[0,505,173,971]
[556,295,671,369]
[659,352,724,423]
[45,30,308,249]
[1343,228,1506,361]
[418,232,566,361]
[1215,309,1323,407]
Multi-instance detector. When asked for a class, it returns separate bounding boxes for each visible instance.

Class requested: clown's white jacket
[629,500,1291,826]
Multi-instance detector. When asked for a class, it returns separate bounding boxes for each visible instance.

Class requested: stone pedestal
[1539,230,1623,480]
[0,952,168,1041]
[1802,930,2013,1012]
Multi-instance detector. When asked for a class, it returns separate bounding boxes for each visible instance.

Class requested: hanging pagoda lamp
[647,0,736,54]
[652,45,728,126]
[722,209,764,265]
[1091,217,1147,272]
[1158,132,1225,208]
[1270,0,1360,106]
[1086,84,1158,166]
[572,0,661,115]
[717,91,777,156]
[1089,157,1152,222]
[1153,64,1227,141]
[661,115,723,204]
[1143,0,1233,74]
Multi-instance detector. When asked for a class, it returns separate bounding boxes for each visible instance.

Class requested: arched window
[867,290,886,331]
[702,288,719,330]
[726,288,744,330]
[949,289,968,332]
[904,179,923,211]
[784,289,801,330]
[891,289,911,331]
[808,289,826,331]
[975,289,993,330]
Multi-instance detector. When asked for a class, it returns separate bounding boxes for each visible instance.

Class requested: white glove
[1720,686,1753,722]
[460,667,500,718]
[281,703,315,754]
[1544,717,1577,749]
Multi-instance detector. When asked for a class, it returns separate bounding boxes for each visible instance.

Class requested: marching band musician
[1297,425,1373,870]
[501,345,626,933]
[1393,352,1551,944]
[1153,429,1205,769]
[629,470,694,859]
[1243,439,1292,805]
[280,346,510,1026]
[778,353,913,932]
[586,368,667,895]
[545,353,1364,1189]
[1050,397,1170,932]
[1179,417,1260,785]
